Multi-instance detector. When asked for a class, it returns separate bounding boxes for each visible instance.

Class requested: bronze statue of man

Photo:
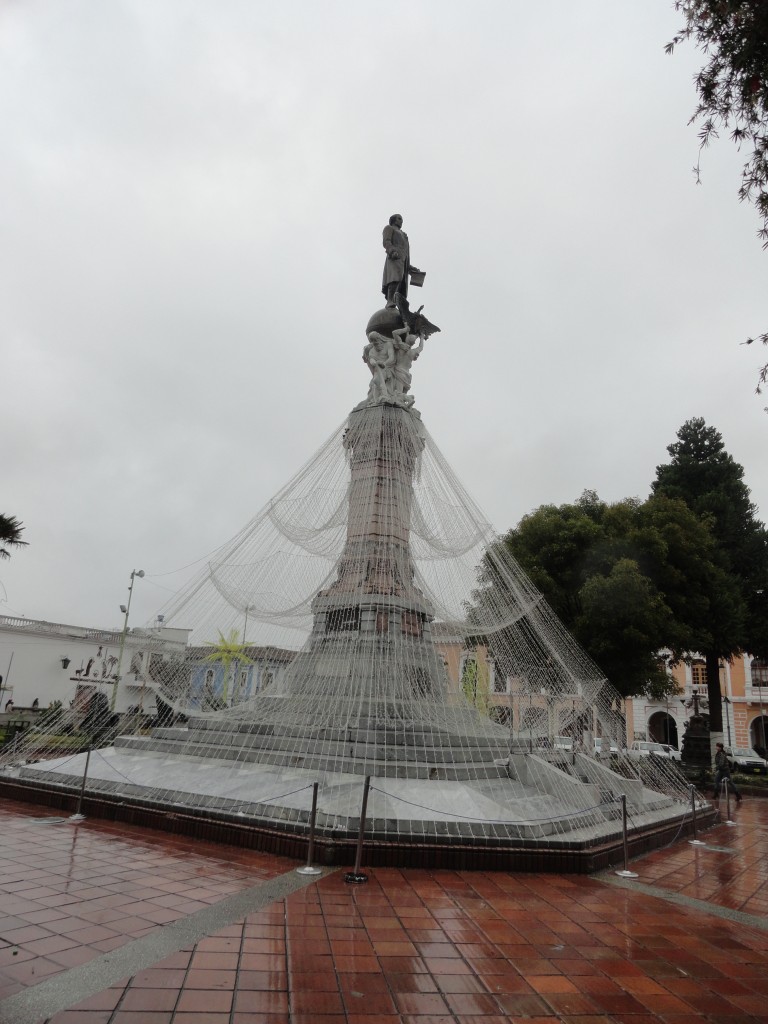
[381,214,422,307]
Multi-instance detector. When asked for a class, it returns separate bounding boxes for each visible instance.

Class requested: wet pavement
[0,794,766,1023]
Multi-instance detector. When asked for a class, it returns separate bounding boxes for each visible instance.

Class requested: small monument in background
[681,690,712,768]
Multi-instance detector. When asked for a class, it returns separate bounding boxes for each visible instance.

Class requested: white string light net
[3,401,695,845]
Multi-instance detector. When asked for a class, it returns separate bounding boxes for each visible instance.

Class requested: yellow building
[432,621,768,756]
[431,625,610,745]
[628,653,768,755]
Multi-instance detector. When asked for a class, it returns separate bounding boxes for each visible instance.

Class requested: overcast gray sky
[2,0,766,632]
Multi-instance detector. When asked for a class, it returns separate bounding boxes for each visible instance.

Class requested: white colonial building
[0,614,190,717]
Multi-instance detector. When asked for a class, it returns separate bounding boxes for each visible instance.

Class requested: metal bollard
[344,776,371,884]
[615,794,639,878]
[296,782,322,876]
[688,784,706,846]
[722,777,736,826]
[69,747,91,822]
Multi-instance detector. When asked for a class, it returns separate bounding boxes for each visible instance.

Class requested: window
[203,670,216,703]
[376,610,389,634]
[751,658,768,688]
[326,607,360,632]
[523,706,547,732]
[691,660,707,688]
[490,706,511,726]
[234,669,248,704]
[401,611,422,637]
[408,668,431,697]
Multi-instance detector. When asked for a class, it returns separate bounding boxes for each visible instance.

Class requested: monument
[2,217,709,869]
[681,690,712,768]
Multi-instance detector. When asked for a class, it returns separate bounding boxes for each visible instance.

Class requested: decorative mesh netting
[1,401,696,843]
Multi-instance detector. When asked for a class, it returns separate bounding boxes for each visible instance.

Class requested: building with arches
[626,653,768,756]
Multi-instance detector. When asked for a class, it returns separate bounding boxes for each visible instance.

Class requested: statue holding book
[381,214,425,306]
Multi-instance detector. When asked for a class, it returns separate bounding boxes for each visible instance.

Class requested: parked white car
[724,746,768,775]
[629,740,681,761]
[594,739,619,757]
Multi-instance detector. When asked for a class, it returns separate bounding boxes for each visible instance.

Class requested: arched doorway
[750,715,768,757]
[648,711,678,748]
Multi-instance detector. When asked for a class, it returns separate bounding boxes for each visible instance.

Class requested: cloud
[1,0,766,629]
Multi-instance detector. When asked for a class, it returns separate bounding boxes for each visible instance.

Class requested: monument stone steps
[131,712,512,766]
[113,734,512,780]
[20,757,603,840]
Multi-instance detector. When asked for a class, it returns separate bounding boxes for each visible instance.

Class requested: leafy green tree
[503,494,603,625]
[577,559,676,698]
[499,489,735,698]
[652,417,768,733]
[0,515,27,560]
[666,2,768,394]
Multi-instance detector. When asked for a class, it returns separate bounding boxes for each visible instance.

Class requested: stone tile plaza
[0,794,767,1024]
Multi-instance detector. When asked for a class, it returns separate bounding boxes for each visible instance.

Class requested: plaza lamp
[721,694,733,747]
[753,660,767,753]
[112,570,145,712]
[719,658,734,748]
[755,592,767,752]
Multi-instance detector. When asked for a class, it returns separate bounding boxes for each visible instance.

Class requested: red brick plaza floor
[0,794,766,1024]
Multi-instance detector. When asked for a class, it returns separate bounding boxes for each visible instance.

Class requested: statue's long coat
[381,224,410,298]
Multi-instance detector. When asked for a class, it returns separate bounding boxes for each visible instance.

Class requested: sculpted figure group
[359,213,438,411]
[363,323,425,409]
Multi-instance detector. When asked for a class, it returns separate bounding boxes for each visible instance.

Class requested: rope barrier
[88,749,314,808]
[1,744,89,776]
[367,783,614,824]
[245,782,314,805]
[92,748,144,786]
[625,799,691,853]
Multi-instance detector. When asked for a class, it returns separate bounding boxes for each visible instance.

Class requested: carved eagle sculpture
[395,294,441,339]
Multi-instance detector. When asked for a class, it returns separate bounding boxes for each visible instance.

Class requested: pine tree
[652,418,768,735]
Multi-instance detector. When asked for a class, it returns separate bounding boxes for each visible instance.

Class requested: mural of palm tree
[202,629,255,706]
[0,515,28,560]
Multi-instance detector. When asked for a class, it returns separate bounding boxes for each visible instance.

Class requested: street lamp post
[112,570,145,712]
[721,694,732,747]
[754,592,767,753]
[664,696,670,744]
[746,657,767,754]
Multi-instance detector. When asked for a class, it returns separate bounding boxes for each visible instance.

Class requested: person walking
[713,741,742,802]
